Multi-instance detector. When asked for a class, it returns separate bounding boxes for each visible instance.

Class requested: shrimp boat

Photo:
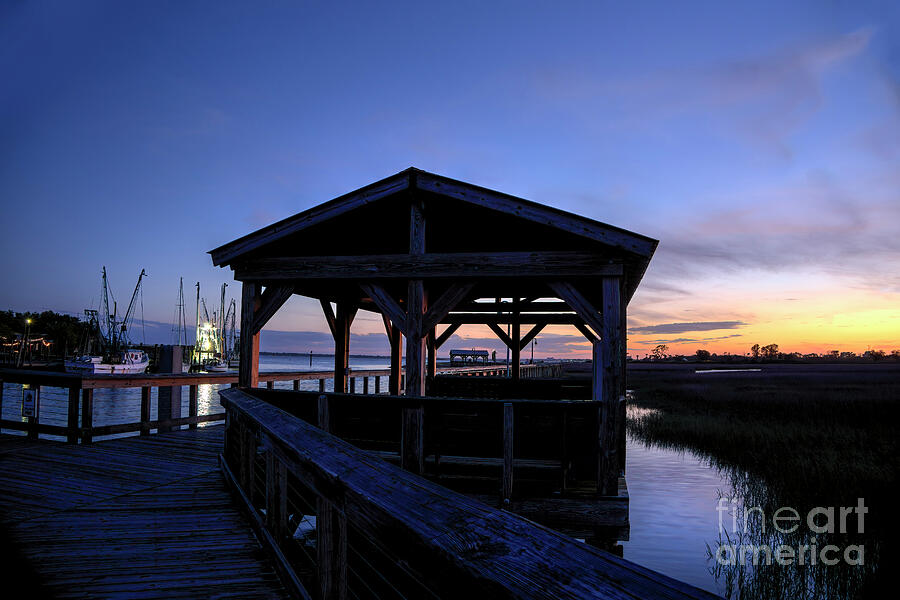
[191,282,237,373]
[65,268,150,375]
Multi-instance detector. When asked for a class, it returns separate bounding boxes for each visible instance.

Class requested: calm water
[623,431,732,596]
[1,357,741,597]
[0,354,393,437]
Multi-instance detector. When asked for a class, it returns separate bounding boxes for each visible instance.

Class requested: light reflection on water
[623,433,731,596]
[0,355,392,440]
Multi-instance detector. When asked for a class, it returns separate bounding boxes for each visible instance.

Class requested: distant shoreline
[260,351,391,359]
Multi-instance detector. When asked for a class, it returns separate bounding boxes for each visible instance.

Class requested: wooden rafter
[422,283,475,334]
[360,283,406,334]
[548,282,604,336]
[573,322,598,343]
[519,323,546,351]
[434,323,461,349]
[234,252,624,281]
[250,285,294,335]
[443,314,574,325]
[320,299,337,339]
[487,323,513,348]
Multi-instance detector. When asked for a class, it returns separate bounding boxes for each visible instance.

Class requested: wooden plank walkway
[0,426,289,599]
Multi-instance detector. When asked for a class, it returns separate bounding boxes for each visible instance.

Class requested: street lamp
[19,318,32,368]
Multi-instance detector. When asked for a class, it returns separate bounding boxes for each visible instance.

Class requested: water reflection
[625,406,882,599]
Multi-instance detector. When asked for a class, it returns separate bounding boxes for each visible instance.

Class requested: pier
[0,170,722,598]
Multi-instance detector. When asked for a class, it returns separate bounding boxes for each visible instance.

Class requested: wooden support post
[597,276,623,495]
[374,375,381,394]
[426,329,436,381]
[140,386,151,436]
[189,384,198,430]
[157,345,183,433]
[406,281,426,397]
[389,324,402,395]
[67,385,80,444]
[239,282,261,388]
[317,498,348,600]
[511,301,521,381]
[81,388,93,444]
[333,304,355,394]
[502,402,514,503]
[401,192,426,474]
[363,376,369,395]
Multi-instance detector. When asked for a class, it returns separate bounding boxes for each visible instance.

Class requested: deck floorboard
[0,426,289,599]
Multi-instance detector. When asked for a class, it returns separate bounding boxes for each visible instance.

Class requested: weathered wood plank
[234,252,625,280]
[221,389,718,600]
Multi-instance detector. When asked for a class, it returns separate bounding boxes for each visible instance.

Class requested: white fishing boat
[66,350,150,375]
[204,358,229,373]
[65,267,150,376]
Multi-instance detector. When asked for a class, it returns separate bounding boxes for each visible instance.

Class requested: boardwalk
[0,426,288,599]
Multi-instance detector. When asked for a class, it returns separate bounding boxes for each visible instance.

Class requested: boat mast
[220,283,227,359]
[120,269,146,347]
[194,282,201,365]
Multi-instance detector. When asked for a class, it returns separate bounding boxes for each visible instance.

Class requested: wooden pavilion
[210,168,657,526]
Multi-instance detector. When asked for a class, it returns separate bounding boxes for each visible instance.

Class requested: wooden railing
[0,363,553,443]
[220,387,718,599]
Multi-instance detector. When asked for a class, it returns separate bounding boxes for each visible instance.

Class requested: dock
[0,170,723,598]
[0,425,287,598]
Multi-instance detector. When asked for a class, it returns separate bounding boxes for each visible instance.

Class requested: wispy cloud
[629,321,747,335]
[534,28,873,156]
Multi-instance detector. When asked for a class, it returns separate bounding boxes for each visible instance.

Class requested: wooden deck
[0,426,289,599]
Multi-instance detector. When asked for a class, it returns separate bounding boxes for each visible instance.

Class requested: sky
[2,1,898,358]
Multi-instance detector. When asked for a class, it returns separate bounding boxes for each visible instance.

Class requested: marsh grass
[626,363,899,599]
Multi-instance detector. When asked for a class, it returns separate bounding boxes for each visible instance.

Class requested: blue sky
[2,1,898,356]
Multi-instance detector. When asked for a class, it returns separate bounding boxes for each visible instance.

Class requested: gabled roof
[209,167,658,267]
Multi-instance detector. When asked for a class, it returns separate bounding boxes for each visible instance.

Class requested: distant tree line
[0,310,84,357]
[637,342,900,363]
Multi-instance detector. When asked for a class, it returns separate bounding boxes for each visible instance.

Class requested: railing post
[317,394,331,432]
[189,384,198,430]
[26,384,38,440]
[239,423,256,497]
[363,376,369,395]
[319,379,325,393]
[81,388,93,444]
[266,380,275,390]
[266,451,287,541]
[66,385,80,444]
[293,380,300,391]
[349,377,355,394]
[317,497,348,600]
[374,375,381,394]
[502,402,514,503]
[140,386,151,436]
